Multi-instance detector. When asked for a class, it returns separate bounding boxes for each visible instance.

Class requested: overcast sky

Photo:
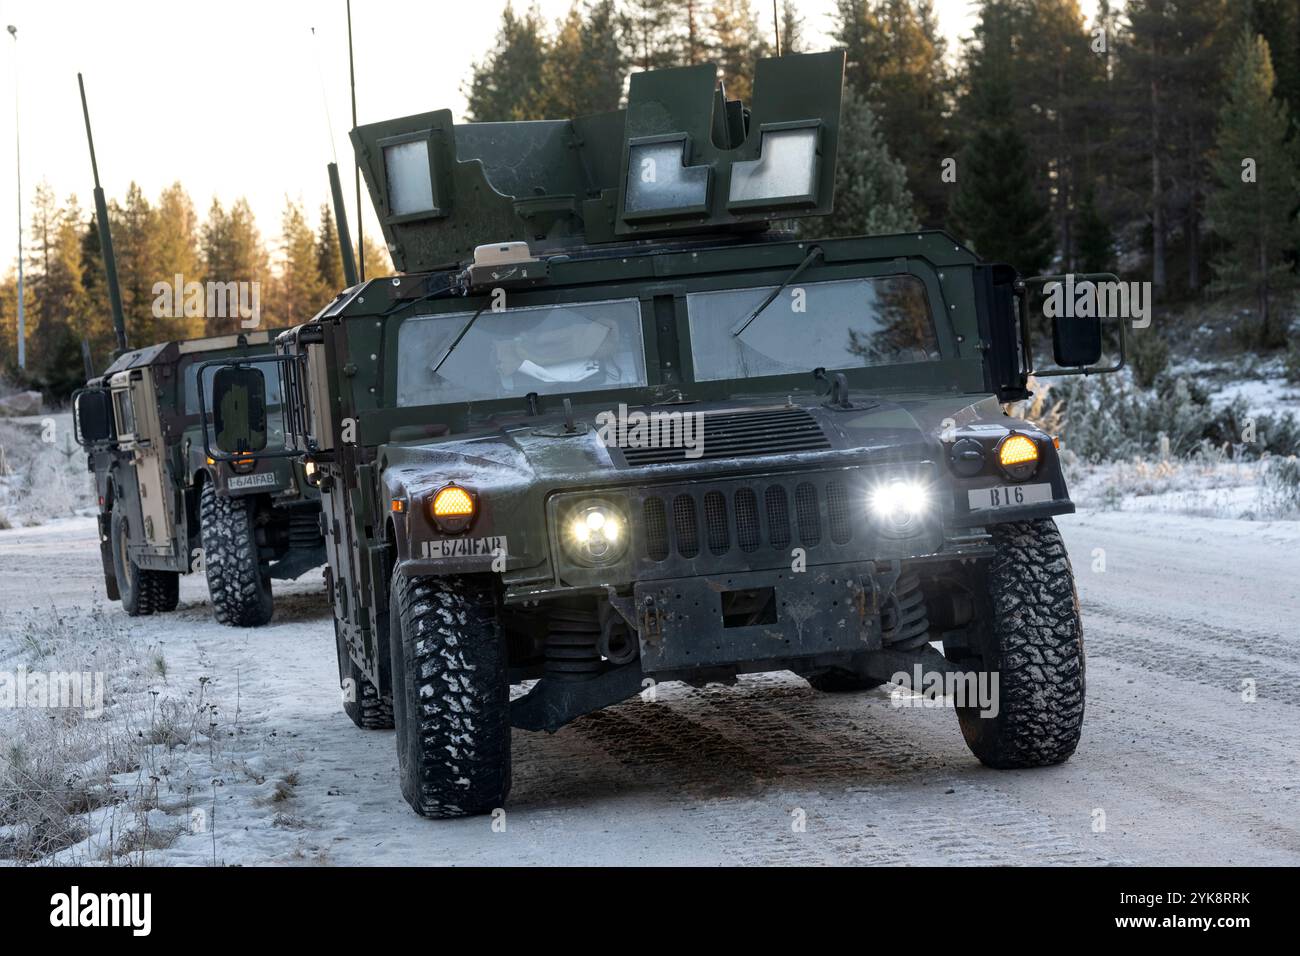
[0,0,1102,276]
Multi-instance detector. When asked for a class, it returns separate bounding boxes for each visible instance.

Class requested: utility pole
[7,24,23,369]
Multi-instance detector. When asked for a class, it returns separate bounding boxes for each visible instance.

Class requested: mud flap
[98,513,120,601]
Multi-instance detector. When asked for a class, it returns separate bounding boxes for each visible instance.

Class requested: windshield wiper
[431,300,493,375]
[729,245,824,338]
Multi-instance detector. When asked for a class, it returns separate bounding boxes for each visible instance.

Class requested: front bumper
[634,560,895,673]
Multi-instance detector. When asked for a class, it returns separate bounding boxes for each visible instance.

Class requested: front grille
[640,474,857,564]
[617,406,831,466]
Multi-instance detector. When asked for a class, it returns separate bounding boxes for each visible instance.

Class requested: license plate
[967,482,1053,511]
[422,535,507,559]
[227,471,279,491]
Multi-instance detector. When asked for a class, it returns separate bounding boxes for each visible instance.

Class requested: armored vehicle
[71,75,325,627]
[210,51,1122,816]
[74,332,326,625]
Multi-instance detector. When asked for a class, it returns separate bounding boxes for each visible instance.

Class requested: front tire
[200,481,273,627]
[109,506,179,616]
[389,572,510,818]
[955,519,1085,768]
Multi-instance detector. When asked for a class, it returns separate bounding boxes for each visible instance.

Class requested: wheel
[389,572,510,818]
[109,506,180,616]
[336,619,394,730]
[199,481,273,627]
[805,670,880,692]
[955,518,1085,768]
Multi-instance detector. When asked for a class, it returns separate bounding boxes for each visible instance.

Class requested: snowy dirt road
[1,510,1297,866]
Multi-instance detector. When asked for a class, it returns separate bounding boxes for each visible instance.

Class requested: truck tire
[389,572,510,818]
[199,481,273,627]
[336,621,394,730]
[110,506,180,616]
[956,518,1085,769]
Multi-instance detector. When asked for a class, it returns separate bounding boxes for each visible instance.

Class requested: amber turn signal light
[997,434,1040,480]
[430,484,476,533]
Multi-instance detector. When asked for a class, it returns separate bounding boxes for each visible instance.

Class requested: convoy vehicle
[75,333,327,625]
[208,51,1122,816]
[71,75,325,627]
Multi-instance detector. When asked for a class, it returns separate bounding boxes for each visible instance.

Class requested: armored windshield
[686,276,939,382]
[396,299,647,406]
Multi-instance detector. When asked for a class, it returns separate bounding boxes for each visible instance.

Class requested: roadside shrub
[1261,456,1300,516]
[1053,373,1300,462]
[1128,326,1170,388]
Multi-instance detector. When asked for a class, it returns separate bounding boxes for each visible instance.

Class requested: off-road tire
[336,620,394,730]
[389,572,510,818]
[109,506,180,616]
[806,669,880,692]
[199,481,273,627]
[956,518,1085,768]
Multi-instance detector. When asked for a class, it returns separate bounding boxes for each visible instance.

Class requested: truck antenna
[347,0,363,283]
[329,162,359,287]
[77,73,127,357]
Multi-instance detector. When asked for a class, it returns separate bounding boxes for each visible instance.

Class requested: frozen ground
[2,508,1297,866]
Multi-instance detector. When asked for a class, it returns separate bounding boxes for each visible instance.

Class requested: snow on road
[1,511,1297,866]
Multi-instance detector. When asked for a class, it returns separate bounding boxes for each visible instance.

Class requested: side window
[112,388,137,439]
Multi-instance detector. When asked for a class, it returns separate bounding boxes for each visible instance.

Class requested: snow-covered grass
[1065,451,1300,520]
[0,413,95,529]
[0,601,229,864]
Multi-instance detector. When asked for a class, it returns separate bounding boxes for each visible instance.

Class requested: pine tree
[952,6,1054,276]
[778,0,804,54]
[36,207,89,394]
[316,204,345,292]
[361,236,393,279]
[1207,29,1300,347]
[834,0,951,226]
[543,1,626,117]
[201,198,271,335]
[709,0,769,104]
[819,83,920,237]
[272,200,331,328]
[465,3,550,121]
[154,183,204,340]
[111,183,164,345]
[1075,188,1114,272]
[624,0,679,71]
[1249,0,1300,128]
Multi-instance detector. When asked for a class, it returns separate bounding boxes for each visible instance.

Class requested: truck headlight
[562,499,628,565]
[869,479,929,533]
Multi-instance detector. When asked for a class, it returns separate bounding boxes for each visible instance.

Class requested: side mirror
[1049,286,1103,367]
[73,388,115,445]
[1021,272,1125,376]
[212,366,268,454]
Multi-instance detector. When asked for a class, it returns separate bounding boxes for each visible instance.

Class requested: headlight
[429,483,476,533]
[562,499,628,565]
[303,460,320,486]
[869,479,929,534]
[997,433,1040,480]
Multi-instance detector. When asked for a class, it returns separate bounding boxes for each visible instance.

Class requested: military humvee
[70,76,325,627]
[210,51,1122,817]
[74,332,327,625]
